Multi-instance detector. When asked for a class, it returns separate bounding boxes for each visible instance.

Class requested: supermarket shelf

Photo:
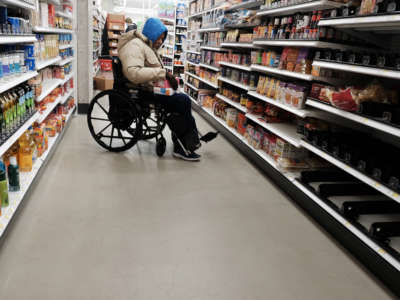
[292,179,400,272]
[306,99,400,139]
[160,17,175,24]
[56,11,73,19]
[37,96,62,123]
[185,82,199,91]
[225,23,260,29]
[0,112,39,158]
[176,33,186,35]
[2,0,36,10]
[200,46,228,52]
[189,95,198,104]
[257,0,342,16]
[162,54,174,59]
[164,44,174,49]
[93,47,100,53]
[198,27,227,33]
[185,72,219,89]
[36,79,62,102]
[60,89,74,105]
[33,27,73,34]
[302,140,400,204]
[199,63,220,72]
[60,72,74,85]
[251,64,314,81]
[253,39,369,51]
[186,50,201,55]
[93,27,99,32]
[0,35,36,45]
[59,44,73,50]
[225,0,264,12]
[57,57,74,66]
[174,64,184,67]
[36,56,62,70]
[176,43,183,46]
[221,42,254,48]
[248,91,313,118]
[216,94,247,113]
[0,71,38,94]
[218,76,255,91]
[187,61,199,66]
[318,14,400,30]
[312,60,400,80]
[219,61,252,71]
[246,113,302,147]
[0,107,75,240]
[165,65,173,71]
[194,103,293,177]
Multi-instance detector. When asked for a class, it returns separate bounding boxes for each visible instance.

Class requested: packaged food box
[107,13,125,24]
[107,22,124,31]
[154,79,175,96]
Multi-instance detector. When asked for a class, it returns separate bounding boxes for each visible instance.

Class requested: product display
[185,0,400,292]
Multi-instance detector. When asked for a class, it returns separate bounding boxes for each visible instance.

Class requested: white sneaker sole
[173,152,201,161]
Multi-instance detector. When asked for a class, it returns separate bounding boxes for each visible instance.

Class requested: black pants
[154,93,199,148]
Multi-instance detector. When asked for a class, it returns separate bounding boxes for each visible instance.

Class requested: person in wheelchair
[118,18,215,161]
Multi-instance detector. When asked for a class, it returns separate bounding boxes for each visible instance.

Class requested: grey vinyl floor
[0,114,395,300]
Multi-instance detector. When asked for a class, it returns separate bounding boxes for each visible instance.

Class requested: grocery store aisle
[0,114,394,300]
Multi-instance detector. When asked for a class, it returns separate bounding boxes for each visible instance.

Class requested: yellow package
[267,79,275,98]
[261,77,270,95]
[257,76,265,94]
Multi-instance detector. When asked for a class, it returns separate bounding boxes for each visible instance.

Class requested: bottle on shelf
[8,156,20,192]
[0,169,8,208]
[18,131,33,173]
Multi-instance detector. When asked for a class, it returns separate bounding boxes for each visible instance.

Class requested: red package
[331,88,358,112]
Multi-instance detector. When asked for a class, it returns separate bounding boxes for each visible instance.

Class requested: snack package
[154,79,176,96]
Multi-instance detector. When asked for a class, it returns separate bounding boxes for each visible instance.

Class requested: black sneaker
[173,148,201,162]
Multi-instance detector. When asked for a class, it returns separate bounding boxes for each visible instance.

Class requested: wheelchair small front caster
[156,136,166,157]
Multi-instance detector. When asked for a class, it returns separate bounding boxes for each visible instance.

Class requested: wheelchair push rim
[87,90,143,152]
[140,107,167,140]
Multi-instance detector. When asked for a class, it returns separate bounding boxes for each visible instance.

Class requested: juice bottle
[11,89,19,127]
[18,131,33,172]
[0,169,9,208]
[8,156,20,192]
[0,95,4,140]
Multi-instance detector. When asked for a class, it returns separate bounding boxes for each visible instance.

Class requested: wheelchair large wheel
[140,107,167,140]
[87,90,142,152]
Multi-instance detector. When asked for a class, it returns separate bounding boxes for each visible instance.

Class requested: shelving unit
[0,0,77,241]
[312,60,400,80]
[0,36,37,44]
[185,1,400,295]
[0,71,38,94]
[219,76,254,91]
[185,71,219,89]
[199,63,220,72]
[219,61,251,72]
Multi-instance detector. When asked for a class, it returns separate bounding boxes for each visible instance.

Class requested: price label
[392,192,399,199]
[362,118,369,124]
[374,182,381,188]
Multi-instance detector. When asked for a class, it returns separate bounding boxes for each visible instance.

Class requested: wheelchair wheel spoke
[109,126,115,147]
[96,123,112,137]
[91,117,109,122]
[95,101,109,115]
[117,129,127,145]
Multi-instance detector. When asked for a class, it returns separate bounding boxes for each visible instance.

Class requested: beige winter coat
[118,30,166,90]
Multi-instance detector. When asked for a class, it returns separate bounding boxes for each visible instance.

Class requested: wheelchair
[87,57,168,156]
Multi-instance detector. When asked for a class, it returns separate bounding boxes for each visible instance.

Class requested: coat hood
[118,30,148,51]
[142,18,168,43]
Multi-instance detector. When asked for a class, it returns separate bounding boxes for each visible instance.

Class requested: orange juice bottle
[18,131,33,172]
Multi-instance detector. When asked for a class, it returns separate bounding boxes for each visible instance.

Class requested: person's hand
[166,72,178,91]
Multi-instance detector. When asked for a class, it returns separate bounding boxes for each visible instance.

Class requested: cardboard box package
[109,49,118,56]
[109,41,118,48]
[107,22,124,31]
[107,13,125,24]
[94,72,114,91]
[108,31,120,39]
